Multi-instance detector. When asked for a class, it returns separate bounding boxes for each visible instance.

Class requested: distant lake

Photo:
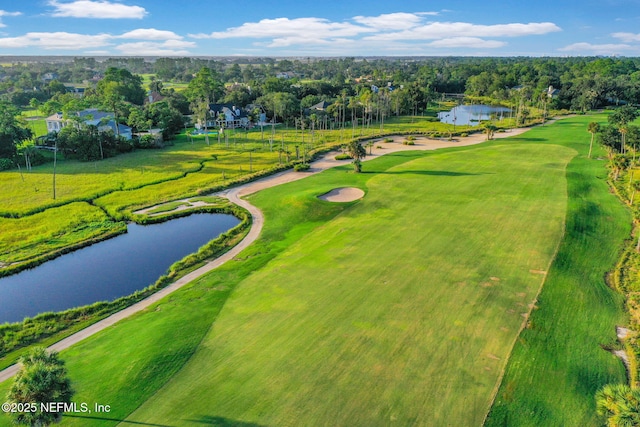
[0,213,240,324]
[438,105,512,126]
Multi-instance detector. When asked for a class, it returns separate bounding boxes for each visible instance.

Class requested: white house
[207,104,250,129]
[45,109,132,139]
[546,85,560,99]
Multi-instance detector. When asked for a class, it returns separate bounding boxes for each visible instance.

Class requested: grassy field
[485,116,631,426]
[0,121,592,426]
[0,115,618,426]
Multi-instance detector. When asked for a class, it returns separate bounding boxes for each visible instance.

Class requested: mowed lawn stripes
[126,142,575,426]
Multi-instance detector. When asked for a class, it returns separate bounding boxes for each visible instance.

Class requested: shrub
[383,138,393,143]
[294,163,310,172]
[403,140,415,145]
[335,153,352,160]
[0,158,14,170]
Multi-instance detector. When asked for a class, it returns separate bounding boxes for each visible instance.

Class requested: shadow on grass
[185,415,265,426]
[507,137,549,142]
[63,413,171,426]
[364,170,486,177]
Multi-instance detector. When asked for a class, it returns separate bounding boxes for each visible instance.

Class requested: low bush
[0,158,14,171]
[335,154,352,160]
[294,163,310,172]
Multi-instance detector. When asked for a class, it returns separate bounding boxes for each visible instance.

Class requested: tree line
[4,56,640,170]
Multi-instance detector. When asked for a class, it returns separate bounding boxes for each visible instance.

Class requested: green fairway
[122,141,573,425]
[485,116,630,426]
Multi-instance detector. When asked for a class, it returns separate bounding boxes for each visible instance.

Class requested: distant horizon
[3,1,640,57]
[0,54,634,61]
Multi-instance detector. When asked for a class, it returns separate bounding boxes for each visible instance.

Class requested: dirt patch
[318,187,365,202]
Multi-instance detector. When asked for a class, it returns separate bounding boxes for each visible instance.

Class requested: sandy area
[318,187,365,202]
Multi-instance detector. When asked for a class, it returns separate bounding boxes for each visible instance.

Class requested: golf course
[0,115,630,426]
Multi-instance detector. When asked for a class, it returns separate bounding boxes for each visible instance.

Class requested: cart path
[0,127,533,383]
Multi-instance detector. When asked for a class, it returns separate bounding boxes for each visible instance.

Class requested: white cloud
[0,32,111,50]
[0,10,21,28]
[116,40,195,55]
[48,0,147,19]
[427,37,506,49]
[558,42,635,55]
[0,28,197,52]
[118,28,183,40]
[612,32,640,42]
[365,21,561,41]
[189,14,560,54]
[190,17,376,40]
[0,11,21,17]
[352,12,435,30]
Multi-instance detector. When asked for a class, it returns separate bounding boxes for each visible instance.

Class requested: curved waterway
[0,213,240,324]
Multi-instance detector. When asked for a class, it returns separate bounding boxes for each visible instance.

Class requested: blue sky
[1,0,640,56]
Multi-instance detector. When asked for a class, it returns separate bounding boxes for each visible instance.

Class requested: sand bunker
[318,187,365,202]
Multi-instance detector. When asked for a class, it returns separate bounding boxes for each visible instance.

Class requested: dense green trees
[0,102,32,169]
[185,67,224,144]
[56,125,125,161]
[255,92,300,125]
[97,67,146,105]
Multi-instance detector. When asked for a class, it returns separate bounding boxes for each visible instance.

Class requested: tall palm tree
[346,140,366,173]
[587,121,601,158]
[8,347,74,426]
[621,126,629,155]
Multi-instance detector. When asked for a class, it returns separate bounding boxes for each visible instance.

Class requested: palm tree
[611,154,629,181]
[484,123,497,141]
[346,140,366,173]
[366,141,374,155]
[587,121,601,158]
[7,347,74,426]
[596,383,640,427]
[621,126,629,155]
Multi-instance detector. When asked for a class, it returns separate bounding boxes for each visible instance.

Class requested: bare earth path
[0,127,532,383]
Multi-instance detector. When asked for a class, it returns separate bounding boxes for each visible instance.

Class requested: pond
[0,213,240,324]
[438,105,512,126]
